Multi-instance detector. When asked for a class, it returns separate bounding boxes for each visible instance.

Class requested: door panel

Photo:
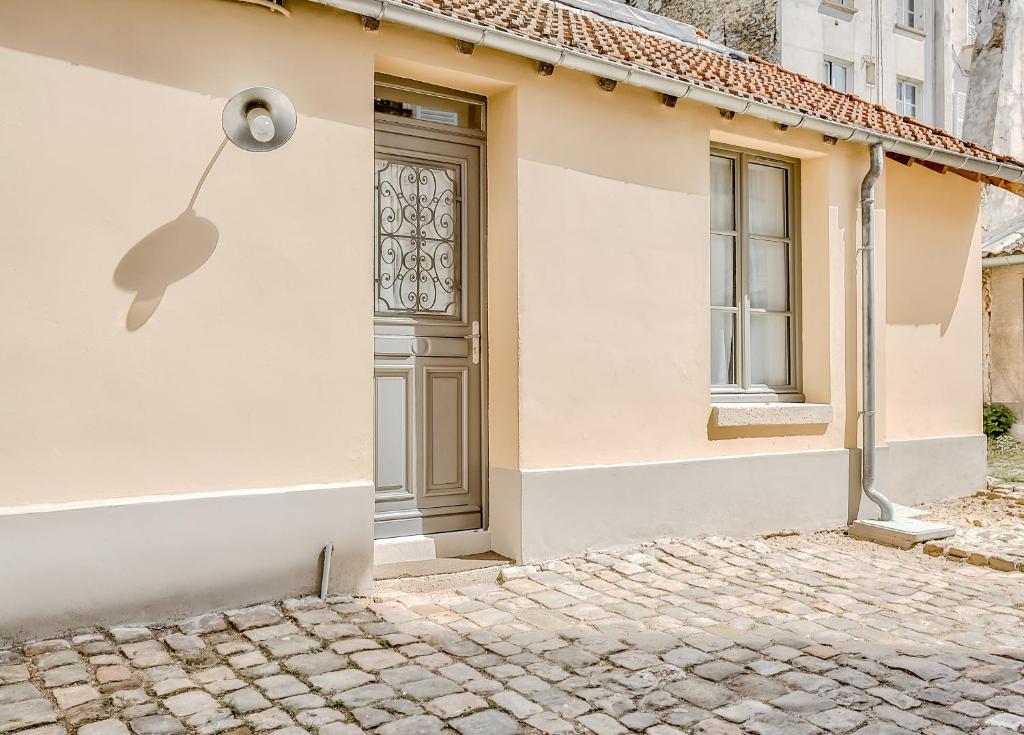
[373,370,413,498]
[373,128,483,539]
[425,366,467,495]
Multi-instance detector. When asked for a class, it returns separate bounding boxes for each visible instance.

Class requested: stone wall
[656,0,779,61]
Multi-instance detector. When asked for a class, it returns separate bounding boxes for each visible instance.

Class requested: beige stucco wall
[884,163,983,439]
[0,0,984,522]
[0,0,378,507]
[987,263,1024,416]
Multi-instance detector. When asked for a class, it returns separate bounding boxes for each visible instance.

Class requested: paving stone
[36,651,81,671]
[127,716,184,735]
[277,694,325,712]
[693,662,744,682]
[525,712,575,734]
[713,700,772,723]
[308,670,373,694]
[334,684,396,709]
[53,684,100,710]
[164,691,219,717]
[318,725,365,735]
[261,638,320,659]
[43,665,90,688]
[349,650,406,672]
[109,630,151,646]
[244,709,292,732]
[225,607,284,632]
[770,691,835,714]
[178,614,228,636]
[450,709,518,735]
[665,680,735,710]
[254,676,308,700]
[807,707,868,733]
[0,667,30,686]
[399,677,463,702]
[578,712,628,735]
[282,653,347,678]
[224,689,272,715]
[489,691,541,718]
[376,714,445,735]
[162,635,205,653]
[881,658,957,683]
[0,699,59,732]
[294,708,345,728]
[744,711,823,735]
[424,693,487,719]
[0,683,42,705]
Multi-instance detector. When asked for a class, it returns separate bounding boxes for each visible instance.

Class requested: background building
[648,0,977,133]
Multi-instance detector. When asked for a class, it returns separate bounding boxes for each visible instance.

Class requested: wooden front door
[372,126,484,539]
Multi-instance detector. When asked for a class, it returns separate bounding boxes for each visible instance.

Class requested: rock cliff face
[654,0,779,61]
[963,0,1024,236]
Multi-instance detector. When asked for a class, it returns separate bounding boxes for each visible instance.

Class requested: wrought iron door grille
[374,158,461,317]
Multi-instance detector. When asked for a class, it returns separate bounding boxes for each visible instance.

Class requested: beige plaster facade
[0,0,986,636]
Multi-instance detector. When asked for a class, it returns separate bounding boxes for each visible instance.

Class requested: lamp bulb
[247,106,275,143]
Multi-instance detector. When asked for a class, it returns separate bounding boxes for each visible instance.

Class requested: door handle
[465,320,480,364]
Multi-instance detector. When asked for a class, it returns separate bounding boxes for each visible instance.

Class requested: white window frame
[897,0,925,29]
[823,57,853,92]
[896,78,920,118]
[710,146,802,402]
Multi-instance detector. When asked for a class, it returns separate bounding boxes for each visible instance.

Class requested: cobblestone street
[3,534,1024,735]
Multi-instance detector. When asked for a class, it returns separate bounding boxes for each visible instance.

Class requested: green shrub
[984,402,1016,437]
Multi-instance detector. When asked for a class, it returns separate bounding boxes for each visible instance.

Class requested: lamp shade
[222,86,296,152]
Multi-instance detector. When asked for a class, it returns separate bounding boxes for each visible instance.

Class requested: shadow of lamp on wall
[113,87,297,331]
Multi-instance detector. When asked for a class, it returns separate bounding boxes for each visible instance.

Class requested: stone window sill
[895,22,926,38]
[711,402,833,427]
[820,0,858,17]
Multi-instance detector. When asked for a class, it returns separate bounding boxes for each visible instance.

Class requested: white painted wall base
[510,435,985,562]
[373,529,492,565]
[516,449,853,562]
[0,482,374,641]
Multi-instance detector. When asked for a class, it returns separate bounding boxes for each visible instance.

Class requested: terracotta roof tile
[387,0,1024,172]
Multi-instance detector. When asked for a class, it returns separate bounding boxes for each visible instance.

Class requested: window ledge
[820,0,858,17]
[894,22,926,38]
[712,402,833,427]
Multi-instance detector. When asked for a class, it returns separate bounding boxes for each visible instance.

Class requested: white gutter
[311,0,1024,186]
[982,253,1024,268]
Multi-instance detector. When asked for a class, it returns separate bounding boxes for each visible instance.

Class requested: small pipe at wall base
[320,544,334,600]
[860,143,895,522]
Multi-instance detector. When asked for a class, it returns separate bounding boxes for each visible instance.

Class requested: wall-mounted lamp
[222,87,297,152]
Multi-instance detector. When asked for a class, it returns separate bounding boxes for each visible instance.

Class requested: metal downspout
[860,143,894,521]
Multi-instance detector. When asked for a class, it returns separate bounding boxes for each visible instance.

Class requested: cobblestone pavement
[3,534,1024,735]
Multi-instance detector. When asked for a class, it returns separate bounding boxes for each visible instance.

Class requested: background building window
[898,0,923,28]
[824,58,852,92]
[710,148,800,398]
[897,79,920,117]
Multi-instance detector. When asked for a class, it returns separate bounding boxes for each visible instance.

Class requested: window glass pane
[374,83,484,130]
[711,234,735,307]
[750,313,790,386]
[832,64,848,91]
[749,238,789,310]
[710,156,735,231]
[748,163,788,238]
[711,311,736,386]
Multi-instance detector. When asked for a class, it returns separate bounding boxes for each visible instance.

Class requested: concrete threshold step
[372,552,512,593]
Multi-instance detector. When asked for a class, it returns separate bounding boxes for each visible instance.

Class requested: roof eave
[309,0,1024,193]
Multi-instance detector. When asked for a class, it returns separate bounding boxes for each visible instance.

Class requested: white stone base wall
[0,483,374,641]
[507,435,986,562]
